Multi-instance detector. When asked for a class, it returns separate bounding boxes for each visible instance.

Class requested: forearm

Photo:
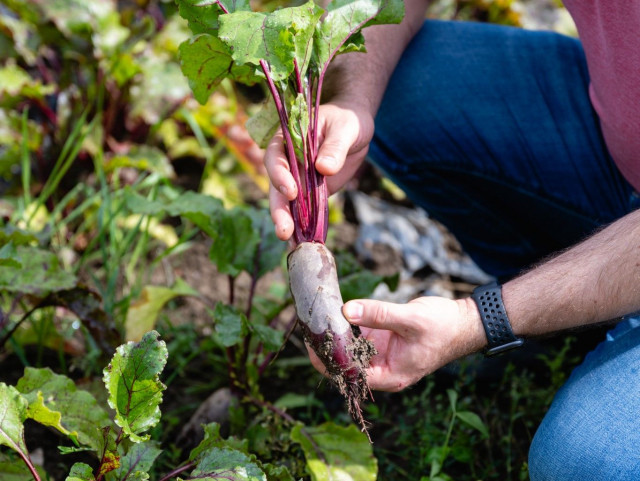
[322,0,429,115]
[459,210,640,355]
[503,209,640,336]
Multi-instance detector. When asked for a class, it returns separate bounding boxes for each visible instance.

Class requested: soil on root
[306,327,377,440]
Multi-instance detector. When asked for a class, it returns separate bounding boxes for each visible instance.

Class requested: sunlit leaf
[0,246,76,295]
[30,0,112,38]
[179,34,260,105]
[117,215,179,248]
[0,62,31,96]
[23,391,77,442]
[0,384,29,458]
[103,331,168,443]
[125,279,199,342]
[176,0,251,35]
[16,367,111,451]
[290,422,377,481]
[129,59,191,124]
[106,146,176,179]
[313,0,404,72]
[218,1,324,82]
[0,14,38,65]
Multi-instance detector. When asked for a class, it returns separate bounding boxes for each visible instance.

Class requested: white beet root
[287,241,376,438]
[287,242,350,336]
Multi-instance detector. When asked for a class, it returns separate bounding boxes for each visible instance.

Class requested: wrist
[471,282,525,356]
[456,297,489,355]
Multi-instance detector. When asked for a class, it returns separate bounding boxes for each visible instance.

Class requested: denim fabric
[369,20,638,281]
[528,315,640,480]
[367,20,640,479]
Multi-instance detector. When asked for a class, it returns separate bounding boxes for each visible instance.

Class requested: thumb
[315,112,359,176]
[315,136,349,176]
[343,299,414,334]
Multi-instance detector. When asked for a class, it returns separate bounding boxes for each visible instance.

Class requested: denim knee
[529,317,640,480]
[529,402,640,481]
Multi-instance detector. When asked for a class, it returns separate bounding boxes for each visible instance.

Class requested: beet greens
[178,0,404,243]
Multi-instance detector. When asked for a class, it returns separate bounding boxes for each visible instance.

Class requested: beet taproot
[287,241,376,434]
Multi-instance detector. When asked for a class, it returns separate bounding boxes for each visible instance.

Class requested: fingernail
[279,185,289,196]
[318,156,336,169]
[343,302,363,321]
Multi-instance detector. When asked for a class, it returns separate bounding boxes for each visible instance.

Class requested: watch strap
[471,282,524,356]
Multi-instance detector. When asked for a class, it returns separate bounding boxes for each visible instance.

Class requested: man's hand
[264,101,375,241]
[308,296,487,391]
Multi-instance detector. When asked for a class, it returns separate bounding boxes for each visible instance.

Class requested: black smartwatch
[471,282,524,357]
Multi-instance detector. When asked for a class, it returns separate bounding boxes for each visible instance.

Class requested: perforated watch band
[471,282,524,356]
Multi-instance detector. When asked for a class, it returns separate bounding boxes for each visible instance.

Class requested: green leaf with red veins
[179,33,261,104]
[218,1,324,82]
[176,0,251,35]
[0,384,29,458]
[106,441,162,481]
[313,0,405,74]
[16,368,112,451]
[103,331,168,443]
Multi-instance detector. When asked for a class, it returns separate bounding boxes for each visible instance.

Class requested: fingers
[343,299,415,336]
[264,131,297,200]
[269,185,294,241]
[264,131,297,240]
[315,109,360,177]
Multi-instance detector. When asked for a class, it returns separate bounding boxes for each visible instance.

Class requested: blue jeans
[368,20,640,479]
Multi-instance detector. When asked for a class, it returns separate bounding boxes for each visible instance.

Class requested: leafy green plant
[0,329,382,480]
[422,388,489,481]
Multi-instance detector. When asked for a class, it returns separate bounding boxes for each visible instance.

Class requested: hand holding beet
[265,101,375,241]
[338,296,487,391]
